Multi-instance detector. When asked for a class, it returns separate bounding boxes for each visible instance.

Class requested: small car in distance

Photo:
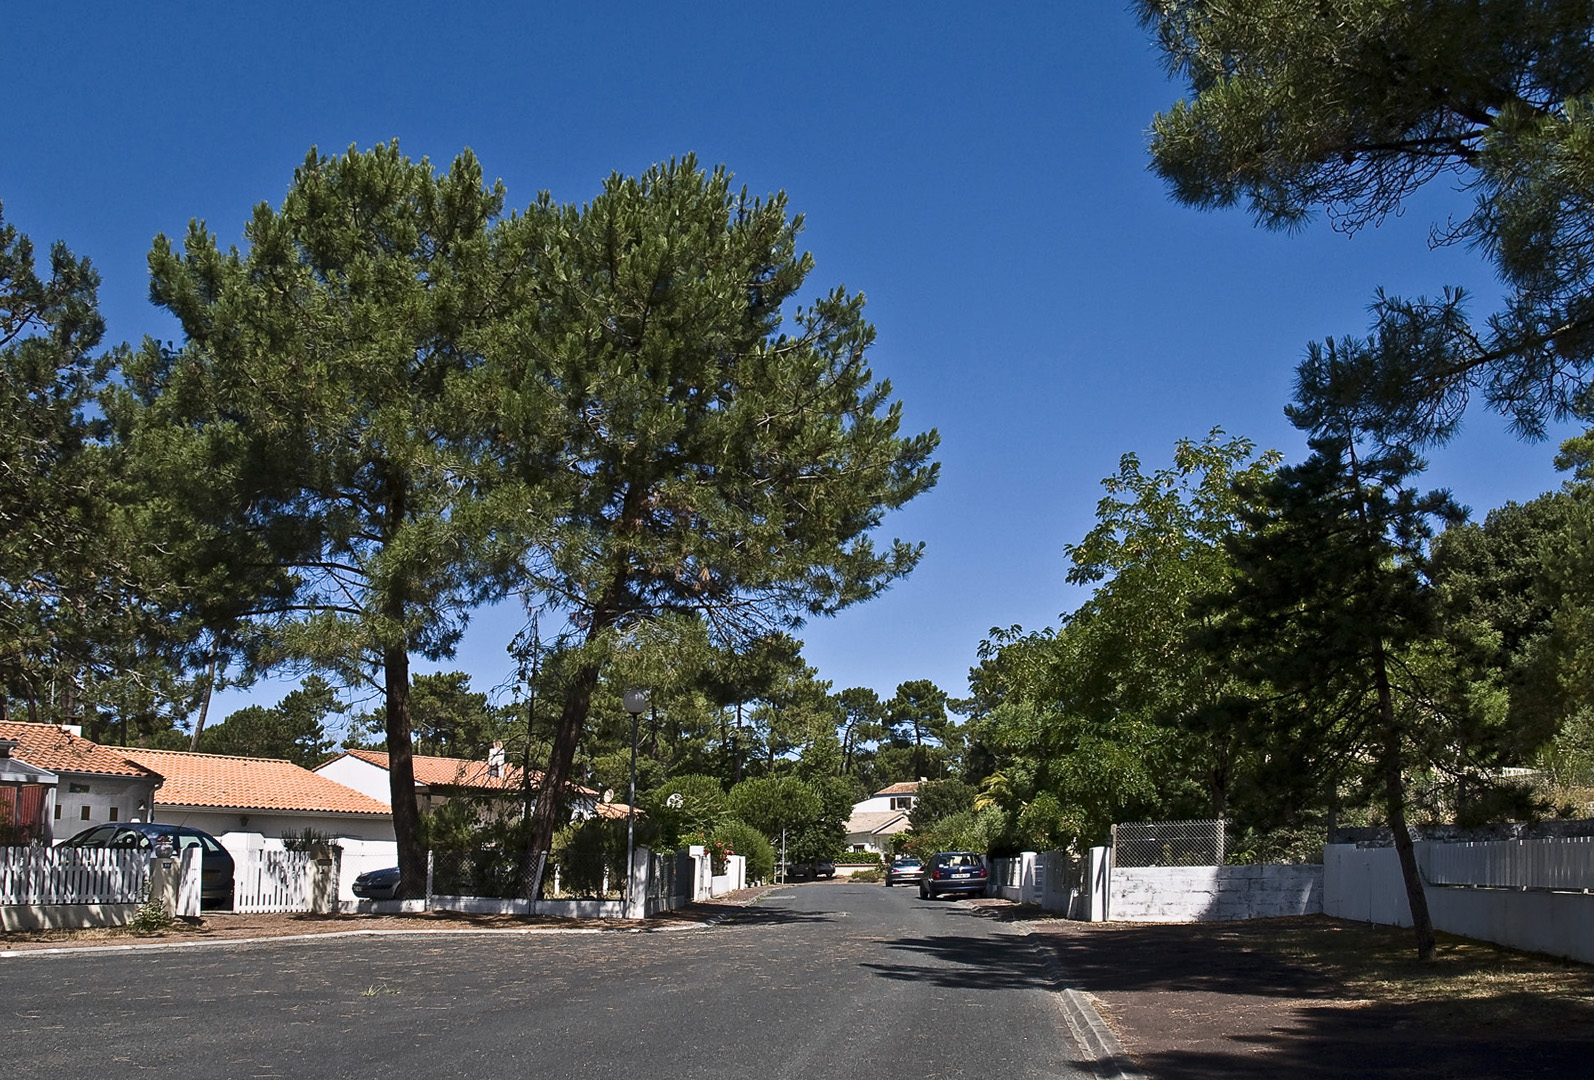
[60,823,235,909]
[784,858,838,880]
[919,850,988,899]
[884,855,923,887]
[352,866,402,900]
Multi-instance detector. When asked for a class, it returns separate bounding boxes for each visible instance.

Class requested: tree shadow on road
[860,932,1058,992]
[715,904,842,928]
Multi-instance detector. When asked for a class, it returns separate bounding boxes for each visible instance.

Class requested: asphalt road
[5,883,1092,1080]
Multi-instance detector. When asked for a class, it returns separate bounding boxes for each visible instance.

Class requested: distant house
[118,747,395,844]
[0,721,162,842]
[844,780,923,856]
[315,749,633,821]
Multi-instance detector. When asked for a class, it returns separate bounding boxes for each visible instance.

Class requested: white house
[844,780,923,857]
[315,748,629,820]
[0,721,163,841]
[117,747,395,844]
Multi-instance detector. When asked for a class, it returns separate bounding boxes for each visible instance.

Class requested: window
[80,806,91,820]
[68,782,90,794]
[54,805,62,820]
[890,796,914,811]
[109,806,118,821]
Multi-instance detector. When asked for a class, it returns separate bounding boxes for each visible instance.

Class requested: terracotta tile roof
[117,747,391,816]
[593,800,638,821]
[873,781,922,796]
[0,722,162,781]
[338,748,598,797]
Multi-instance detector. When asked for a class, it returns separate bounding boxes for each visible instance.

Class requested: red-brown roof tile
[873,781,922,796]
[0,722,162,781]
[117,748,391,816]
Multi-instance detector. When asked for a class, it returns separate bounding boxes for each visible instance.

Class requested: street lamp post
[621,688,649,912]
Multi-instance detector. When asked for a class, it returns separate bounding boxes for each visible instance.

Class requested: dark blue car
[61,823,235,909]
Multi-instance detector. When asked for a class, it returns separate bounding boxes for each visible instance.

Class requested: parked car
[884,855,923,887]
[919,850,988,899]
[60,823,235,909]
[783,858,837,880]
[352,866,402,900]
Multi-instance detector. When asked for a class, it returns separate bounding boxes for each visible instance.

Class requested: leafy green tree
[489,156,938,891]
[1431,491,1580,764]
[699,633,809,784]
[834,686,887,782]
[1198,435,1460,959]
[962,432,1280,850]
[640,773,726,849]
[884,679,956,780]
[121,143,522,896]
[198,675,341,767]
[908,778,975,831]
[726,775,823,860]
[406,672,505,759]
[0,202,116,725]
[1140,1,1594,443]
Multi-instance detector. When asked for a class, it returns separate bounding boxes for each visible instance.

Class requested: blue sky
[6,3,1572,722]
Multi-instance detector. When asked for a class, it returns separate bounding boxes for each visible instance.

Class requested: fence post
[627,844,650,919]
[425,850,435,907]
[1088,845,1111,921]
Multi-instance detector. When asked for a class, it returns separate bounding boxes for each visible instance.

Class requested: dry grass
[1239,916,1594,1033]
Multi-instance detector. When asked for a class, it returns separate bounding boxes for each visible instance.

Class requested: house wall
[314,757,399,805]
[160,808,395,845]
[852,794,915,815]
[50,774,160,841]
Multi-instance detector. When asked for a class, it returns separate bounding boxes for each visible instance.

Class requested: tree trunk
[384,645,427,900]
[1374,645,1435,961]
[734,701,744,782]
[525,660,602,898]
[190,642,220,751]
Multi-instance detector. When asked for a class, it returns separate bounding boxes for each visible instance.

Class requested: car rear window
[938,853,981,867]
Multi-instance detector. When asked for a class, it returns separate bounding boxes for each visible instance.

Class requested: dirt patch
[1023,914,1594,1079]
[0,886,774,953]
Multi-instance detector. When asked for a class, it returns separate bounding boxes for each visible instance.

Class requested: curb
[0,925,611,959]
[1011,921,1146,1080]
[1,889,782,958]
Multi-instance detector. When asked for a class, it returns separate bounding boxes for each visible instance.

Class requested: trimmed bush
[713,818,775,883]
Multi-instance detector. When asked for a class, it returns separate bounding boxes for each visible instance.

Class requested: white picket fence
[1421,836,1594,891]
[0,846,149,905]
[232,848,313,913]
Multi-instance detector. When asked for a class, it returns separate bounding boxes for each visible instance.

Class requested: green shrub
[130,884,173,934]
[848,867,884,883]
[712,818,774,883]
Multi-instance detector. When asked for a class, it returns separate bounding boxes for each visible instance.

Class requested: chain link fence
[1111,819,1226,868]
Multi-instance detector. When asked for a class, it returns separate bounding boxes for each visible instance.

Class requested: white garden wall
[1108,864,1324,922]
[1323,842,1594,964]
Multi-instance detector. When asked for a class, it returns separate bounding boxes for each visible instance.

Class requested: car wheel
[919,882,928,899]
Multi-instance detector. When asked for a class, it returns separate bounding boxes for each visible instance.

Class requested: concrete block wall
[1109,864,1324,922]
